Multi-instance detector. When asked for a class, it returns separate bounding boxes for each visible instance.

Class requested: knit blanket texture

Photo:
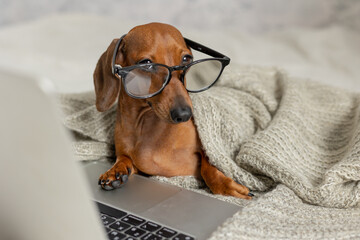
[60,65,360,239]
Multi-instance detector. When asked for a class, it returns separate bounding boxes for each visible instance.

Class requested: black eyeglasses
[112,34,230,99]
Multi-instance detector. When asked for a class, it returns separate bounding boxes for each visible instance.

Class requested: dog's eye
[138,59,152,64]
[182,55,193,65]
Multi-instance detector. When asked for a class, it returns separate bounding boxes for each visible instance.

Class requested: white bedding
[0,14,359,93]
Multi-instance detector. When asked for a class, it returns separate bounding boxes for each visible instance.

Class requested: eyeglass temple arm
[112,34,127,75]
[184,38,230,61]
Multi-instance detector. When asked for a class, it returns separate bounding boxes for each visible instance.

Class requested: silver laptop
[0,69,240,240]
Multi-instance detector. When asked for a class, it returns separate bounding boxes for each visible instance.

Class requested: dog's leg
[200,153,252,200]
[98,156,136,190]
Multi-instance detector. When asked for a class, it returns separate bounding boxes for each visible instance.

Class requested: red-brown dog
[93,23,253,199]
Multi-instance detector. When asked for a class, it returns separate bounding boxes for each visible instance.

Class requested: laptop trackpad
[141,190,240,239]
[82,161,181,214]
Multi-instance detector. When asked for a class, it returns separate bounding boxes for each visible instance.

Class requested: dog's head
[93,22,193,123]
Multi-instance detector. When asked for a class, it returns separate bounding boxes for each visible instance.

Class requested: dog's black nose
[170,106,192,123]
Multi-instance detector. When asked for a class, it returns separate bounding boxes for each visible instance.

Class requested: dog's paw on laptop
[98,162,132,190]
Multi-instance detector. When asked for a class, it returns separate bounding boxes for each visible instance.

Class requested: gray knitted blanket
[60,65,360,239]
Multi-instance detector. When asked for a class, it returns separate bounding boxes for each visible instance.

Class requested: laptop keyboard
[96,202,195,240]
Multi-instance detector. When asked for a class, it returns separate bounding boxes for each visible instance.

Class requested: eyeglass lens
[184,59,222,92]
[124,65,169,97]
[123,59,223,97]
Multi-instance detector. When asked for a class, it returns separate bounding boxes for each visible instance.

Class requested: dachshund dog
[93,22,253,199]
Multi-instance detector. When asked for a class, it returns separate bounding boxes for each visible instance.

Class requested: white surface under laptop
[0,69,240,240]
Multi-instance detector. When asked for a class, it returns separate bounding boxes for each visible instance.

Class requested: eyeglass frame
[111,34,231,99]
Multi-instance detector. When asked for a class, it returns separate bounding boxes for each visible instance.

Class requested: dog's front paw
[200,156,253,200]
[98,161,133,191]
[210,177,253,200]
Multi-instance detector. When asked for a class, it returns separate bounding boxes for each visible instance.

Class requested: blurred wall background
[1,0,359,33]
[0,0,359,92]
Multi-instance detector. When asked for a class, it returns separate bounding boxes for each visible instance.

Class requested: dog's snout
[170,106,192,123]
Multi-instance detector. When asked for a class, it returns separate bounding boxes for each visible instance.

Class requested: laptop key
[108,230,126,240]
[140,221,162,232]
[121,214,146,226]
[101,214,116,226]
[173,233,195,240]
[140,232,163,240]
[109,221,131,232]
[124,227,146,238]
[105,227,112,233]
[156,227,177,238]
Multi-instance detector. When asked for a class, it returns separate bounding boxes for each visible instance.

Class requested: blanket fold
[208,184,360,240]
[59,64,360,238]
[190,65,360,208]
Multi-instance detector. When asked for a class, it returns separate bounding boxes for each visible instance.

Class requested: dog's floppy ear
[93,38,123,112]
